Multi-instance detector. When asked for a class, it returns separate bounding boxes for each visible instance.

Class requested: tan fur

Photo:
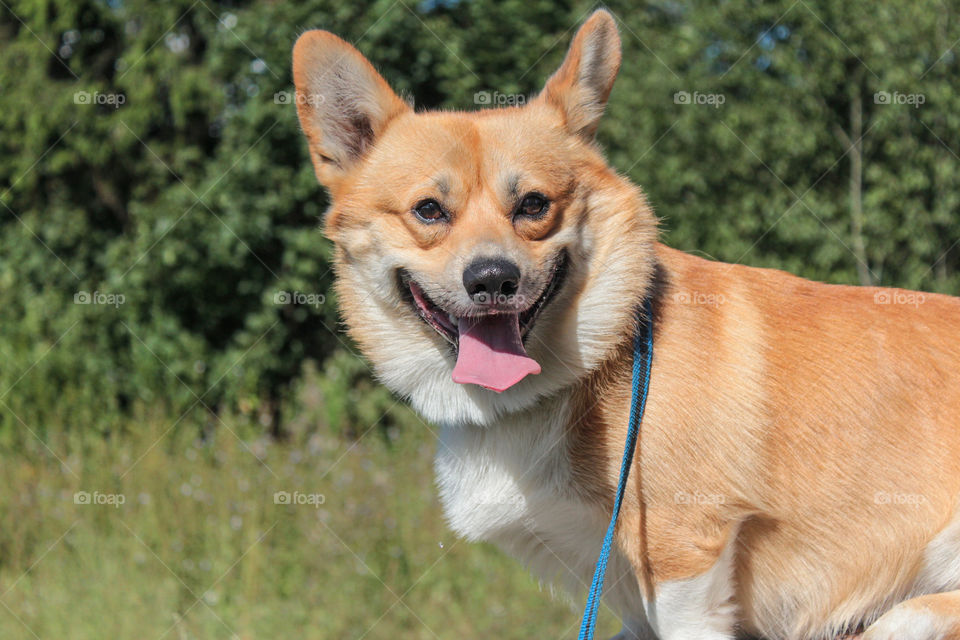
[293,10,960,639]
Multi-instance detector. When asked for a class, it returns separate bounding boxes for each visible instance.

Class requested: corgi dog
[292,10,960,640]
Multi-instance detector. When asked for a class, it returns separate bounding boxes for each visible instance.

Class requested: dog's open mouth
[398,252,568,392]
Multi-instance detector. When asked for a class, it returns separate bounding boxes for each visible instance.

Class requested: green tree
[1,0,958,438]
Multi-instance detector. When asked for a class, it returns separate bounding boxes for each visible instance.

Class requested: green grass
[0,403,622,639]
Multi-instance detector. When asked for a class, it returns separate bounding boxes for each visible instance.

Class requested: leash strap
[577,299,654,640]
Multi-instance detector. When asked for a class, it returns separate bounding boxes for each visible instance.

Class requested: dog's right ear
[292,31,410,189]
[536,10,621,140]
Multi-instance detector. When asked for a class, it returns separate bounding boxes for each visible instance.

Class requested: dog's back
[630,246,960,638]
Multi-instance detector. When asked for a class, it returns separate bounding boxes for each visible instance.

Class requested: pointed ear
[292,30,410,189]
[537,10,621,139]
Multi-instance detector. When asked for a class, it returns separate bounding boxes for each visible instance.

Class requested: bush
[1,0,958,436]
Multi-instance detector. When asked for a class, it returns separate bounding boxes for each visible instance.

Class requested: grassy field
[0,399,622,639]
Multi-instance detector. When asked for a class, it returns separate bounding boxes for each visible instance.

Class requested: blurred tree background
[1,0,958,436]
[0,1,959,636]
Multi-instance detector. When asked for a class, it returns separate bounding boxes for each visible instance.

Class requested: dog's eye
[413,199,447,223]
[516,193,548,218]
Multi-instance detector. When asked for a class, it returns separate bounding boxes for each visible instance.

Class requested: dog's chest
[433,399,610,587]
[435,399,573,534]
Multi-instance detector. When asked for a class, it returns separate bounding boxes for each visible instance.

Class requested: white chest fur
[433,397,646,623]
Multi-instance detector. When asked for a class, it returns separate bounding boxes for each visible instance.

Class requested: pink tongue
[451,313,541,392]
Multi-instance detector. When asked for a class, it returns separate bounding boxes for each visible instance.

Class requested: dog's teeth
[448,313,459,327]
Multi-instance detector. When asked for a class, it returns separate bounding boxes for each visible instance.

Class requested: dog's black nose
[463,258,520,302]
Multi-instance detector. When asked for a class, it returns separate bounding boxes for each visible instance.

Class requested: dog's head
[293,10,657,426]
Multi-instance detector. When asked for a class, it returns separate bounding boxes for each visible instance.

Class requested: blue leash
[577,299,654,640]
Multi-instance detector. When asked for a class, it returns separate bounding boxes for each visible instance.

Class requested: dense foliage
[1,0,958,435]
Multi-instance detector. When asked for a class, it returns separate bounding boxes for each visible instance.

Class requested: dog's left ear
[537,9,621,139]
[292,30,410,189]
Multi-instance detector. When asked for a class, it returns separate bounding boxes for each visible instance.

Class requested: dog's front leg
[639,522,740,640]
